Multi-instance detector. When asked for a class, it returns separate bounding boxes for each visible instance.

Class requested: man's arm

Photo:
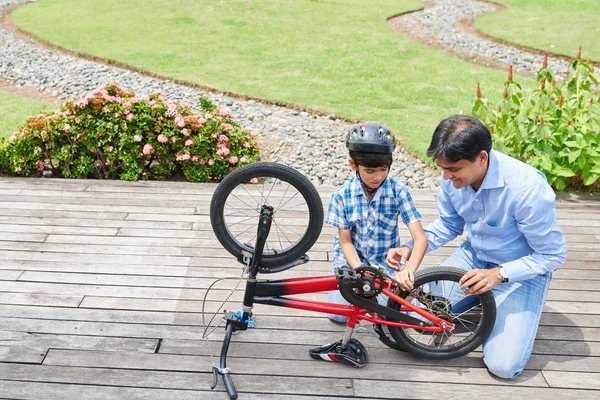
[500,183,567,282]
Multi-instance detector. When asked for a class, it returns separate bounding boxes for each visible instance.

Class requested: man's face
[436,151,488,190]
[349,159,389,190]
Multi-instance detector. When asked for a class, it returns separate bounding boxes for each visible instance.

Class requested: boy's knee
[484,357,525,379]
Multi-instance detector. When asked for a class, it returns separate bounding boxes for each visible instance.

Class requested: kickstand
[210,319,239,400]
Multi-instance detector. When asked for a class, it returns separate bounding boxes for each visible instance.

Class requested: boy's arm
[339,228,363,269]
[402,221,427,272]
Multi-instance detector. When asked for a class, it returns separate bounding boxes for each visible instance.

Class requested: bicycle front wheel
[387,267,496,360]
[210,162,324,267]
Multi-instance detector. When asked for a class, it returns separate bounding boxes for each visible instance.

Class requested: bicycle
[207,162,496,400]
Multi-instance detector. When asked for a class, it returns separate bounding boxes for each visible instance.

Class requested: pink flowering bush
[0,83,260,181]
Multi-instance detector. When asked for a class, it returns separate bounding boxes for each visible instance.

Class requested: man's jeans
[441,241,551,379]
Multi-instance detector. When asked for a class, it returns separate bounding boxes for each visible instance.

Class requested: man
[387,115,566,379]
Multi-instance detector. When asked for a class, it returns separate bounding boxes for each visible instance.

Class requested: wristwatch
[498,266,509,283]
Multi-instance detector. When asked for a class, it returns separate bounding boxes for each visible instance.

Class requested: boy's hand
[386,246,412,271]
[393,267,415,290]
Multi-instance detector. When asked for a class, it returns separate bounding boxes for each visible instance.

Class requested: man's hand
[393,267,416,290]
[459,267,503,295]
[386,246,412,271]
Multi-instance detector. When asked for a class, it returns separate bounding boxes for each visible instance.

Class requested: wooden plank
[0,364,354,397]
[1,270,24,280]
[353,380,599,399]
[0,201,196,215]
[0,331,158,362]
[0,232,47,242]
[543,371,600,390]
[0,241,329,260]
[0,215,193,229]
[0,250,197,266]
[0,223,119,236]
[0,208,128,220]
[0,189,21,195]
[40,349,549,387]
[0,292,83,307]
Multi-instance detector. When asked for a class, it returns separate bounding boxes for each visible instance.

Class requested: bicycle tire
[387,267,496,360]
[210,162,324,267]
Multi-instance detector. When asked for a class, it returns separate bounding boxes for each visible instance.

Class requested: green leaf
[553,164,576,177]
[555,177,566,192]
[567,149,582,163]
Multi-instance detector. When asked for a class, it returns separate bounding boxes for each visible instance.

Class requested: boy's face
[436,150,489,190]
[349,158,389,190]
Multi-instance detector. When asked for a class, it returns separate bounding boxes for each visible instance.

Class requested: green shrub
[473,50,600,191]
[0,83,260,182]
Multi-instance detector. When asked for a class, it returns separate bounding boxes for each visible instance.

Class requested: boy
[325,122,429,322]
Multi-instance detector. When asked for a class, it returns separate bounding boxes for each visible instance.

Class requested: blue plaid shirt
[325,174,422,272]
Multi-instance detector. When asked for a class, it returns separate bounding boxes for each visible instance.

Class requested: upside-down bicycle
[207,162,496,399]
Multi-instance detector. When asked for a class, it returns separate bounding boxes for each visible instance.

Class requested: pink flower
[8,135,16,142]
[158,134,168,143]
[220,108,232,117]
[36,160,45,171]
[227,155,238,164]
[240,156,248,163]
[134,135,142,142]
[114,112,121,118]
[143,144,154,155]
[222,124,234,132]
[107,146,113,152]
[126,113,133,122]
[243,142,251,148]
[185,139,194,146]
[208,159,215,166]
[15,166,22,172]
[64,124,71,132]
[171,137,177,143]
[192,155,200,161]
[219,135,229,142]
[87,114,93,119]
[176,153,190,161]
[182,128,190,136]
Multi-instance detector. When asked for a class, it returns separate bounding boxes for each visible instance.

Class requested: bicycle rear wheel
[210,162,324,267]
[387,267,496,360]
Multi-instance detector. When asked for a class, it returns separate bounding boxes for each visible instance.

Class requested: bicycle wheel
[210,162,324,267]
[387,267,496,360]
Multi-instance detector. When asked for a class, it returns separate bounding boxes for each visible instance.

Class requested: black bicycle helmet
[346,122,396,153]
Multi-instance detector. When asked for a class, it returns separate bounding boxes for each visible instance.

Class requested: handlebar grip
[223,373,238,400]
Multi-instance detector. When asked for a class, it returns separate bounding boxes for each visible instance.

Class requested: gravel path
[1,0,570,188]
[393,0,569,77]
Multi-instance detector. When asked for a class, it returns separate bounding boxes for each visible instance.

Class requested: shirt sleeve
[500,183,567,282]
[405,178,465,252]
[324,192,351,230]
[397,187,423,226]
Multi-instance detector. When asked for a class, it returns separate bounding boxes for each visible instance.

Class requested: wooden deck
[0,177,599,399]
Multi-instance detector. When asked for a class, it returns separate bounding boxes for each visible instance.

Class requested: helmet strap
[356,171,381,196]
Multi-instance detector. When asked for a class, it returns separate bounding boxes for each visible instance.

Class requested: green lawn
[476,0,600,62]
[12,0,536,159]
[0,90,51,139]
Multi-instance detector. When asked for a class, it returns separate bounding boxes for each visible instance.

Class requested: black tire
[387,267,496,360]
[210,162,324,267]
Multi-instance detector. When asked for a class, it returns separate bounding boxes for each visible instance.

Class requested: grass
[476,0,600,62]
[10,0,519,160]
[0,90,51,139]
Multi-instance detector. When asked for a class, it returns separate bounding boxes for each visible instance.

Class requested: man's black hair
[426,115,492,162]
[349,150,393,168]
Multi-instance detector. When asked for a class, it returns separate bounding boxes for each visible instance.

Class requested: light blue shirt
[408,150,566,282]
